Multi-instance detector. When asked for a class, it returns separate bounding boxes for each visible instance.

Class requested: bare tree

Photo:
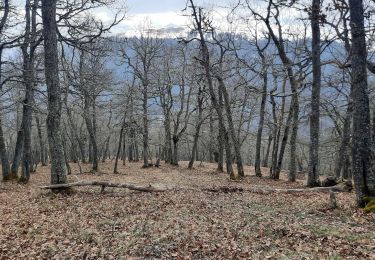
[121,32,163,168]
[248,0,301,181]
[254,34,270,177]
[19,0,40,183]
[41,0,67,184]
[0,0,13,181]
[307,0,322,187]
[188,84,206,169]
[187,0,235,179]
[170,45,194,166]
[348,0,375,207]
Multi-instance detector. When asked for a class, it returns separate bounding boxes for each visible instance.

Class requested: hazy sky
[112,0,231,35]
[126,0,187,14]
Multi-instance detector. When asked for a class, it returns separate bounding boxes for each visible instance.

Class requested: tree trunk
[122,130,126,165]
[288,93,299,182]
[217,123,224,172]
[11,124,24,176]
[65,124,78,163]
[255,68,268,177]
[264,10,300,180]
[218,85,233,177]
[19,0,36,182]
[102,105,112,163]
[83,97,98,172]
[190,2,233,178]
[218,78,244,178]
[342,152,351,180]
[270,92,278,177]
[334,102,352,178]
[62,135,71,175]
[66,104,86,163]
[209,109,214,163]
[135,136,139,162]
[270,77,286,179]
[188,88,203,169]
[101,136,110,163]
[307,0,322,187]
[19,84,34,183]
[188,128,200,169]
[171,137,178,166]
[262,134,272,167]
[36,116,47,166]
[349,0,375,207]
[163,111,172,163]
[0,117,11,181]
[274,91,296,179]
[142,84,149,168]
[0,48,12,181]
[114,119,125,174]
[41,0,67,185]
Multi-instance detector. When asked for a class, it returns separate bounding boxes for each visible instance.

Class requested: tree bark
[19,0,37,183]
[41,0,67,185]
[307,0,322,187]
[65,102,86,163]
[0,48,11,180]
[348,0,375,207]
[288,93,299,182]
[255,66,268,177]
[83,97,98,172]
[36,116,47,166]
[163,112,172,163]
[172,137,178,165]
[128,126,134,162]
[0,117,11,180]
[10,124,24,176]
[114,118,125,174]
[188,87,204,169]
[209,108,215,163]
[217,121,224,172]
[0,1,13,181]
[262,134,272,167]
[274,95,294,179]
[142,84,149,168]
[121,129,126,165]
[217,78,244,178]
[62,135,71,175]
[334,102,352,178]
[269,91,278,177]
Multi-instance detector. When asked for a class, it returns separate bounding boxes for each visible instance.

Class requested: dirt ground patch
[0,161,374,259]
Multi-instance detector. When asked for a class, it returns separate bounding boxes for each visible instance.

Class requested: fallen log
[40,181,167,193]
[204,181,352,194]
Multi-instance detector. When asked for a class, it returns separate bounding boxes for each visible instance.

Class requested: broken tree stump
[329,191,337,209]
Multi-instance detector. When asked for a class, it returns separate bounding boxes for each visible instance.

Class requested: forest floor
[0,161,374,259]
